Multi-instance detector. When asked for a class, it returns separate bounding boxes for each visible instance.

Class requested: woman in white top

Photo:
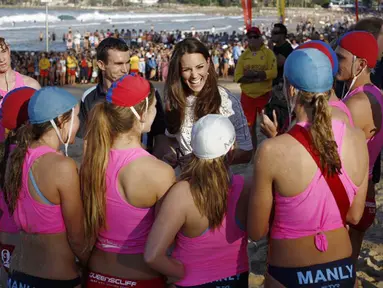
[164,38,253,169]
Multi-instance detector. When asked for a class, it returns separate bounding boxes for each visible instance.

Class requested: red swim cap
[339,31,378,68]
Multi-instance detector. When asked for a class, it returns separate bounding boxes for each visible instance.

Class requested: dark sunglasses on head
[248,35,260,39]
[272,31,284,35]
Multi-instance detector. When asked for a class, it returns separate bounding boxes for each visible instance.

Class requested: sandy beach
[65,79,382,287]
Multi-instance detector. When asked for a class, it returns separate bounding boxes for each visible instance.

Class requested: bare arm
[248,140,274,241]
[57,157,88,266]
[346,129,369,225]
[144,182,187,281]
[343,93,370,138]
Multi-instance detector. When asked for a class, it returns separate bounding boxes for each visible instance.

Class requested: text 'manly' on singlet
[342,84,383,177]
[271,120,359,252]
[96,147,155,255]
[13,146,66,234]
[171,175,249,286]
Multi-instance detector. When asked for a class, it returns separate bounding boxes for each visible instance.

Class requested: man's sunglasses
[248,35,260,39]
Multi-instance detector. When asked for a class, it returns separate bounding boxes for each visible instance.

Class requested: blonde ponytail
[81,102,112,249]
[300,90,341,176]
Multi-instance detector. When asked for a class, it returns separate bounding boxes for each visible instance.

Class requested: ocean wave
[0,13,60,25]
[0,20,148,31]
[76,11,205,22]
[183,24,232,33]
[171,16,225,23]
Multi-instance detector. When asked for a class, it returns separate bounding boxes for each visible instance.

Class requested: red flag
[241,0,252,30]
[355,0,359,21]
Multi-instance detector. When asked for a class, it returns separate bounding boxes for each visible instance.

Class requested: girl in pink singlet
[4,87,86,288]
[81,74,175,288]
[145,114,250,288]
[0,87,36,287]
[250,48,368,288]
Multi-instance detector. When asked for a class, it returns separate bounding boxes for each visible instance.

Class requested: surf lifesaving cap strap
[288,125,350,224]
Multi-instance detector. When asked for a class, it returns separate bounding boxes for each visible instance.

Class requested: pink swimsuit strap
[329,100,354,127]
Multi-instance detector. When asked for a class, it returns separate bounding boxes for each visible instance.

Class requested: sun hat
[28,87,77,124]
[1,86,36,130]
[191,114,235,160]
[247,27,261,36]
[284,48,333,93]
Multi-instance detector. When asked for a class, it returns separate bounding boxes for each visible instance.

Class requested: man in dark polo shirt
[271,23,293,85]
[78,37,167,157]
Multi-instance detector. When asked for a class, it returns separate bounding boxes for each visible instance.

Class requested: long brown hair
[298,90,341,176]
[165,38,221,134]
[81,91,154,249]
[180,155,231,230]
[3,111,73,214]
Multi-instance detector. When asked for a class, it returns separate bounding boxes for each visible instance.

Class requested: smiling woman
[164,38,253,169]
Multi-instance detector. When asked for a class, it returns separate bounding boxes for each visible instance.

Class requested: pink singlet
[0,71,25,101]
[13,146,66,234]
[271,120,359,252]
[172,175,249,286]
[96,148,154,254]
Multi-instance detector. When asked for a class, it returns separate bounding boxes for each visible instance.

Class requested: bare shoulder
[346,124,367,148]
[21,75,41,90]
[256,135,288,159]
[50,153,78,175]
[142,156,175,181]
[124,155,175,184]
[344,92,370,109]
[165,180,193,207]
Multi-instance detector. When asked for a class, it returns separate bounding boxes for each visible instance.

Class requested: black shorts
[8,270,81,288]
[268,257,355,288]
[176,272,248,288]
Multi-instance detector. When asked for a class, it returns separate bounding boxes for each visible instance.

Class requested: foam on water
[0,13,60,25]
[0,20,147,31]
[171,16,225,23]
[76,11,205,22]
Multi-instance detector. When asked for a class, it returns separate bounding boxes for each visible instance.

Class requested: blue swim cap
[284,48,333,93]
[28,87,78,124]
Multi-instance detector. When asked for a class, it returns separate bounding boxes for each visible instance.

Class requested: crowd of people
[9,14,363,88]
[0,14,382,288]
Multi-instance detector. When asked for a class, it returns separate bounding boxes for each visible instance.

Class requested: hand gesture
[260,109,278,138]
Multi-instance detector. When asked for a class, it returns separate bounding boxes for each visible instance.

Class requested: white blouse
[166,86,235,156]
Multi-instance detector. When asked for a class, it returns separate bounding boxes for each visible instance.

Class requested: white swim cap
[191,114,235,160]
